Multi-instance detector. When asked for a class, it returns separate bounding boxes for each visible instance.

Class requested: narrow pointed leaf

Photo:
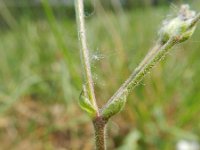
[79,93,96,117]
[101,90,128,120]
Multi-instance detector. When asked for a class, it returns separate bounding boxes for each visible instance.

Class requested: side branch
[75,0,99,115]
[101,6,200,119]
[102,38,177,112]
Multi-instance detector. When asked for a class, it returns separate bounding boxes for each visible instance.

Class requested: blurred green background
[0,0,200,149]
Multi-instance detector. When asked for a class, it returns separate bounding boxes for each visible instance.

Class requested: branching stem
[75,1,200,149]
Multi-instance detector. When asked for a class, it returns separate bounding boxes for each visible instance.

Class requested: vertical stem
[75,0,106,149]
[93,117,107,150]
[75,0,99,114]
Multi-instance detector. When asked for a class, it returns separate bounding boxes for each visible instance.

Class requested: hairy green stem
[75,0,106,149]
[102,10,200,112]
[93,117,107,150]
[103,37,178,111]
[75,0,99,115]
[75,2,199,149]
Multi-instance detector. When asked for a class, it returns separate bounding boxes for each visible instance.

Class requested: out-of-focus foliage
[0,0,200,149]
[0,0,191,24]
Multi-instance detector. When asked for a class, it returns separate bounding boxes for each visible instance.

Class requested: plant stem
[75,0,99,115]
[103,37,178,109]
[93,117,107,150]
[75,0,105,149]
[103,12,200,110]
[188,13,200,29]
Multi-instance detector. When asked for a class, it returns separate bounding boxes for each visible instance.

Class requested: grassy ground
[0,1,200,150]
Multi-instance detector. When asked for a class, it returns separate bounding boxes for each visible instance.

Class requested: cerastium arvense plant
[75,1,200,149]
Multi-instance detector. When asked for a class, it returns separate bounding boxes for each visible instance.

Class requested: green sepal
[79,92,96,118]
[101,90,128,120]
[178,26,196,43]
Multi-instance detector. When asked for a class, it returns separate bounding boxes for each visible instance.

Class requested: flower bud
[159,4,197,44]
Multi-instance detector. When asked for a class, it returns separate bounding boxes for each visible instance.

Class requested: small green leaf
[179,26,196,43]
[101,90,128,120]
[79,92,96,117]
